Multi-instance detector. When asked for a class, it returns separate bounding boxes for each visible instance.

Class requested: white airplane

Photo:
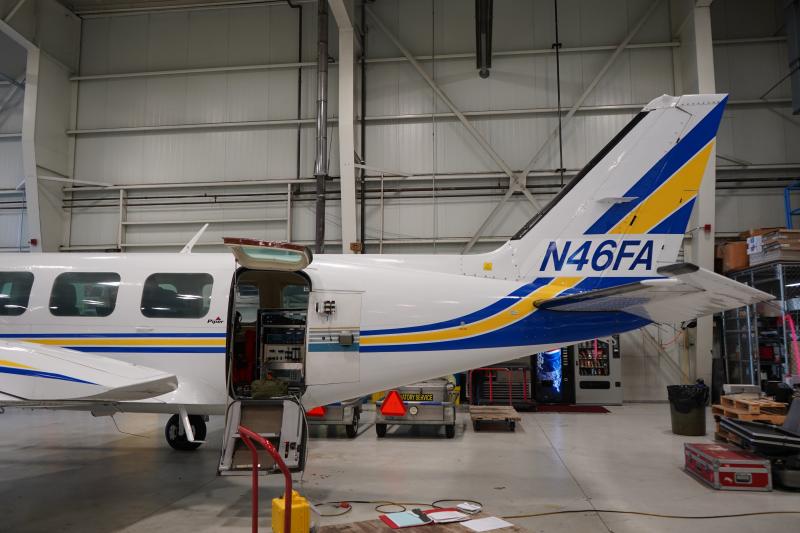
[0,94,772,451]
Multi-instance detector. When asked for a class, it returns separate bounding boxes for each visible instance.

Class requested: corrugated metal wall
[63,0,796,252]
[0,21,27,251]
[712,0,796,235]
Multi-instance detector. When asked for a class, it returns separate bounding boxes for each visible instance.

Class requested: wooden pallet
[712,404,786,425]
[720,395,788,416]
[714,428,745,447]
[469,405,521,431]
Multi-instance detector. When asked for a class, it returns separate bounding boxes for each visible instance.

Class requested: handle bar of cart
[238,425,293,533]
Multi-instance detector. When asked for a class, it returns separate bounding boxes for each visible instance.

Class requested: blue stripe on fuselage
[0,366,97,385]
[360,309,649,352]
[360,276,655,352]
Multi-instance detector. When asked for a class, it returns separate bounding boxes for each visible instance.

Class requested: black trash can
[667,381,709,436]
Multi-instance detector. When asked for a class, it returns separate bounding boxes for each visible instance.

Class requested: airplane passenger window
[50,272,121,317]
[141,273,213,318]
[0,272,34,316]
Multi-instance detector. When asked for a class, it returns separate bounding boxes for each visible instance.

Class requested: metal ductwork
[475,0,493,79]
[314,0,329,253]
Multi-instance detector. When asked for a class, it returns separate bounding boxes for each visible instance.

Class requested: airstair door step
[218,398,306,476]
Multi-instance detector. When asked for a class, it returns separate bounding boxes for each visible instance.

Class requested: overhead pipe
[359,0,367,252]
[287,1,303,184]
[313,0,329,253]
[475,0,493,78]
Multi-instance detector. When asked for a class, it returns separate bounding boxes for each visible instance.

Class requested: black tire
[473,420,481,431]
[165,414,206,451]
[509,421,516,432]
[376,423,387,438]
[346,410,360,438]
[445,424,455,439]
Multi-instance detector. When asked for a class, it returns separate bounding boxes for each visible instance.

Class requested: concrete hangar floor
[1,404,797,533]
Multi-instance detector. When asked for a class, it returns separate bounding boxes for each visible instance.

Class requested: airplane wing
[0,340,178,406]
[536,263,774,323]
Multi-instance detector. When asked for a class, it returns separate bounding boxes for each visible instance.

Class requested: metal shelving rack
[723,262,800,385]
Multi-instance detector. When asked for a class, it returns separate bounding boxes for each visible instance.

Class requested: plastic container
[667,381,709,436]
[272,490,311,533]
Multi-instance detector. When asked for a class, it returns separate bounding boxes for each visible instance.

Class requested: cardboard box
[746,235,762,255]
[738,227,784,239]
[722,241,748,272]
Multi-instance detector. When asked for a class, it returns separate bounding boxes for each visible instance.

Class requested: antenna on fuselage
[180,224,209,254]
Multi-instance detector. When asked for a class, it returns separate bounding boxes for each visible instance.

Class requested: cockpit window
[50,272,120,317]
[141,273,213,318]
[0,272,34,316]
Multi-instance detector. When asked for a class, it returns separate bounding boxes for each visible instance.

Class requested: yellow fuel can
[272,490,311,533]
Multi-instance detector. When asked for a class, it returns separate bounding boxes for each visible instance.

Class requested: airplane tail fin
[484,94,727,282]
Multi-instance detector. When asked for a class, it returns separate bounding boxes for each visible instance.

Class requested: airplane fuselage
[0,251,649,414]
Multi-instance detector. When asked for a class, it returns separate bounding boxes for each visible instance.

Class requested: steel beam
[0,15,35,51]
[76,0,316,17]
[463,0,665,253]
[365,6,520,187]
[20,48,40,252]
[685,1,716,386]
[516,0,665,186]
[330,0,358,254]
[63,98,792,136]
[68,42,679,82]
[0,75,25,126]
[3,0,29,22]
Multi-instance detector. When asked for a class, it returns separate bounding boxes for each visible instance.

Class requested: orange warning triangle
[380,390,407,416]
[307,406,326,417]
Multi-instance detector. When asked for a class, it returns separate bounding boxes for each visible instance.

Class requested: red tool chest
[684,443,772,491]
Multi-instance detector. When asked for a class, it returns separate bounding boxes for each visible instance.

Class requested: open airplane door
[223,237,313,271]
[220,238,311,474]
[305,290,362,385]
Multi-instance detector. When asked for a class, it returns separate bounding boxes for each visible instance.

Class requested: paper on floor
[461,517,514,532]
[427,510,469,523]
[456,502,482,514]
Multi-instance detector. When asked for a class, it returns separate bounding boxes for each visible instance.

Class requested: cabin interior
[229,269,310,398]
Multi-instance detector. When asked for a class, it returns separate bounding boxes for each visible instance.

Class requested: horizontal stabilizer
[0,340,178,405]
[536,263,774,323]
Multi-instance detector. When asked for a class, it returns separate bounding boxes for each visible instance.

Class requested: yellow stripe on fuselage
[609,140,714,234]
[28,338,225,347]
[0,359,35,370]
[361,277,582,346]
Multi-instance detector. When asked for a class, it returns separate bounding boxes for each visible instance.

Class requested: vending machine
[571,336,623,405]
[532,336,622,405]
[533,348,575,404]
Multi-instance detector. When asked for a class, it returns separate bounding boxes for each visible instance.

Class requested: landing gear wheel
[165,414,206,451]
[376,423,387,438]
[346,409,360,438]
[445,424,455,439]
[473,420,481,431]
[508,421,516,432]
